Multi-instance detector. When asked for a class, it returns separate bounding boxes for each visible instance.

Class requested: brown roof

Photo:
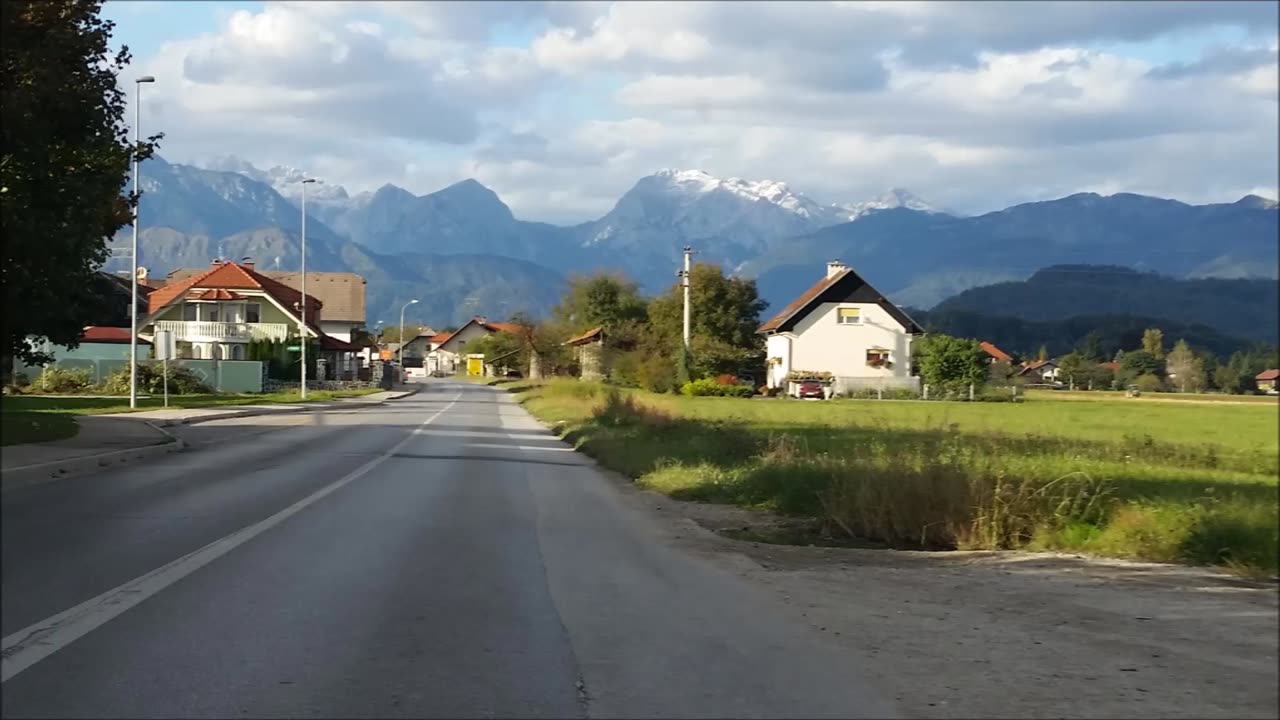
[483,321,523,334]
[979,341,1012,362]
[148,262,322,316]
[1018,359,1057,375]
[1257,369,1280,381]
[1100,361,1121,371]
[260,271,366,323]
[81,326,150,345]
[758,271,847,333]
[564,326,604,346]
[187,288,246,301]
[757,266,923,335]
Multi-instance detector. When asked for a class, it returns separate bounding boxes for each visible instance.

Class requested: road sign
[379,350,393,361]
[154,330,176,360]
[286,345,301,351]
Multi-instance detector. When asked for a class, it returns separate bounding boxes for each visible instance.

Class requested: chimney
[826,259,846,278]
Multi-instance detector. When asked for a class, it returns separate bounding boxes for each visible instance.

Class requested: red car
[797,381,826,399]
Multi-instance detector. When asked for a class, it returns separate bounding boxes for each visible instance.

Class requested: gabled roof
[147,262,322,315]
[757,266,923,335]
[980,341,1012,362]
[437,317,522,352]
[482,321,523,334]
[187,289,246,301]
[1018,359,1057,375]
[564,326,604,346]
[1257,369,1280,381]
[1099,361,1121,371]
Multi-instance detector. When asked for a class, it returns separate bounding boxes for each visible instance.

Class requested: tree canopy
[2,0,161,364]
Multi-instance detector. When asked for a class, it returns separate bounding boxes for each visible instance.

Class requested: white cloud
[119,0,1278,223]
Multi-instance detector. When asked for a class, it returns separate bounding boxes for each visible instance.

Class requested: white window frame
[836,306,862,325]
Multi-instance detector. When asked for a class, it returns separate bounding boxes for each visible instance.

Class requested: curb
[1,435,186,495]
[0,389,423,494]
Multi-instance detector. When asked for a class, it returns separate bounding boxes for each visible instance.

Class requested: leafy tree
[1036,345,1049,362]
[1165,339,1206,393]
[1142,327,1165,359]
[916,334,988,392]
[1135,374,1165,393]
[1120,349,1162,381]
[552,272,648,336]
[3,0,162,364]
[647,262,766,378]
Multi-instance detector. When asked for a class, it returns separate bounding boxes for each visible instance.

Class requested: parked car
[797,380,826,399]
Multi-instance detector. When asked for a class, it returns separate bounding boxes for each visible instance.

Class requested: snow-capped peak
[203,155,350,204]
[650,168,827,219]
[839,188,950,220]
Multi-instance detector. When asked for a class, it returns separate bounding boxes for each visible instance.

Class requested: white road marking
[0,392,461,684]
[464,442,575,452]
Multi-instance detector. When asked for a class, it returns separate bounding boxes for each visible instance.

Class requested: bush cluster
[680,377,755,398]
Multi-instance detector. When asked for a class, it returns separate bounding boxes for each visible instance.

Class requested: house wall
[787,301,914,380]
[439,324,493,357]
[151,295,297,329]
[765,335,792,389]
[320,321,357,343]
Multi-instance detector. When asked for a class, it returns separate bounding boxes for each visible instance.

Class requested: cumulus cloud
[120,0,1278,224]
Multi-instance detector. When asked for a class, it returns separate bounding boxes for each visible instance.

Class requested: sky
[102,0,1279,224]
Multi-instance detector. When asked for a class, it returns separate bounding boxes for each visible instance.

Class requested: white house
[427,317,521,375]
[757,260,924,395]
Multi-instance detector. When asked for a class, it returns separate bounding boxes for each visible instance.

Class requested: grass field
[511,379,1279,576]
[0,388,384,417]
[1026,389,1280,405]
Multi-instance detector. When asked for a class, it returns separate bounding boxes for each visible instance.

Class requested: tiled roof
[979,341,1012,362]
[261,271,366,323]
[1099,361,1121,371]
[81,326,150,345]
[564,326,604,346]
[147,262,322,316]
[758,270,849,333]
[1257,369,1280,381]
[428,332,450,344]
[482,321,523,334]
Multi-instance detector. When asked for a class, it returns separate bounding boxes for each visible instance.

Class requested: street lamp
[299,178,316,399]
[399,299,419,367]
[129,75,155,409]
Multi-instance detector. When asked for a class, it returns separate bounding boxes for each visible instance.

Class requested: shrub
[636,354,676,394]
[30,367,92,394]
[102,363,211,395]
[680,378,755,397]
[1135,374,1164,393]
[592,388,675,427]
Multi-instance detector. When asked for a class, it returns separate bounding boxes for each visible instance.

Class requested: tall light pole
[129,75,155,409]
[299,178,316,399]
[399,299,419,366]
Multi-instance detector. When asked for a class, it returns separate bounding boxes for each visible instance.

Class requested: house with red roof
[757,261,924,395]
[979,341,1013,364]
[1256,369,1279,394]
[429,317,523,376]
[136,260,360,378]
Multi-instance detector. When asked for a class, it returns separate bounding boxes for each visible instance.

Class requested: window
[231,344,245,360]
[207,306,220,322]
[183,304,197,321]
[192,344,203,359]
[866,349,891,369]
[245,303,261,323]
[837,307,861,325]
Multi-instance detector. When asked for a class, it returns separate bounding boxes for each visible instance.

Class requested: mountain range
[107,155,1278,331]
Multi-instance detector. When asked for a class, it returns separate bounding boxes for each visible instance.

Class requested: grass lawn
[0,388,384,417]
[513,379,1280,576]
[0,412,79,446]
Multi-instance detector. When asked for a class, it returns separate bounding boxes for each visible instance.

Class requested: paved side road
[1,381,895,718]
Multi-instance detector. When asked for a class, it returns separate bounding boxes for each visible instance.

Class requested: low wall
[833,376,922,395]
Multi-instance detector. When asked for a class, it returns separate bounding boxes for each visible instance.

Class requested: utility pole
[129,75,155,409]
[679,246,693,350]
[300,178,315,399]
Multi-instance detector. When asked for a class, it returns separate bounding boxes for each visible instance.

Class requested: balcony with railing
[153,320,290,343]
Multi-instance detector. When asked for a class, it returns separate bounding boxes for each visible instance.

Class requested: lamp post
[399,299,419,367]
[299,178,316,399]
[129,75,155,409]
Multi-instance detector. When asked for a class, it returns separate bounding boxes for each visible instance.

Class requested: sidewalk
[1,385,420,493]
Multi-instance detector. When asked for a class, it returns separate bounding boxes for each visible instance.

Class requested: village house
[757,260,924,396]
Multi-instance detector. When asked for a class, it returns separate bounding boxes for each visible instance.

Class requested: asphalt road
[1,380,895,719]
